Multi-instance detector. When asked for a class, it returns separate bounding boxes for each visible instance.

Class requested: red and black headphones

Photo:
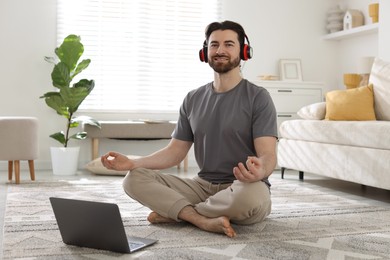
[199,34,253,63]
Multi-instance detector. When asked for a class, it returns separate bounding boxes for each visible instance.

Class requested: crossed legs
[123,168,271,237]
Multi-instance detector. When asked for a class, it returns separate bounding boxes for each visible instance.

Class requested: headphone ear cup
[199,46,208,63]
[241,44,253,61]
[199,49,205,62]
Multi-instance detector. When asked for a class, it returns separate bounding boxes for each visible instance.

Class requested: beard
[208,55,241,74]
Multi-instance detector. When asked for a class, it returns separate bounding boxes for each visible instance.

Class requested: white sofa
[277,58,390,190]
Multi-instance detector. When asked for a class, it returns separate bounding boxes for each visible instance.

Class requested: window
[57,0,221,114]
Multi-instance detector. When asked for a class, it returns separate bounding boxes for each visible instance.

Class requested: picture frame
[279,59,303,81]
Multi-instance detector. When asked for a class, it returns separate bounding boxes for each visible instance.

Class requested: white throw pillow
[369,57,390,120]
[84,155,140,175]
[297,102,326,120]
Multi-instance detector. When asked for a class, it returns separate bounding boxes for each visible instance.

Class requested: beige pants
[122,168,271,225]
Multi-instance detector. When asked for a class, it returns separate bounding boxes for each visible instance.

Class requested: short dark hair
[204,20,246,47]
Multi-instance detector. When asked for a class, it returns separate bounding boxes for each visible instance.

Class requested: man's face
[207,29,241,74]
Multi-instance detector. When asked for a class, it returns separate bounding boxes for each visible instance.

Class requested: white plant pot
[50,147,80,175]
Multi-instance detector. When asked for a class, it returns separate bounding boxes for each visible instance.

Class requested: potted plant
[41,34,100,175]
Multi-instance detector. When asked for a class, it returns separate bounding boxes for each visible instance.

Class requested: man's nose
[216,46,225,54]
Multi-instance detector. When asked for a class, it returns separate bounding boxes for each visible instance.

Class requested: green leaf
[71,59,91,80]
[55,35,83,72]
[44,56,56,64]
[50,132,66,145]
[74,79,95,93]
[59,85,89,114]
[69,121,79,128]
[41,92,70,118]
[73,116,101,128]
[52,62,71,88]
[69,132,87,140]
[40,91,59,99]
[59,79,95,114]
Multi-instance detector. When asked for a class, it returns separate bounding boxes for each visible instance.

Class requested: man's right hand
[101,151,136,171]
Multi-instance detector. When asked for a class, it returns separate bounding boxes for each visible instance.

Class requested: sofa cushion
[369,57,390,120]
[325,84,376,121]
[279,119,390,150]
[297,102,326,120]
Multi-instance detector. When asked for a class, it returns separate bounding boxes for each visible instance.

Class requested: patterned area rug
[2,175,390,259]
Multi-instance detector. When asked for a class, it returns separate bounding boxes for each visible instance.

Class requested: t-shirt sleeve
[252,89,278,139]
[172,95,194,142]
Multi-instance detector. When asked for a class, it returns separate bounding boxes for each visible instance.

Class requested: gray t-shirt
[172,79,277,183]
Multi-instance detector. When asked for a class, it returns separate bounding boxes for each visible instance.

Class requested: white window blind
[57,0,221,113]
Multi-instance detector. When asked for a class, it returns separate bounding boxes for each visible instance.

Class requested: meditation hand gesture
[233,156,266,183]
[101,151,135,171]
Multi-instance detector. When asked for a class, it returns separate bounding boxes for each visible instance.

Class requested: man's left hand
[233,156,266,183]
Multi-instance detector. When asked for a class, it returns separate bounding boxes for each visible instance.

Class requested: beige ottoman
[0,117,39,184]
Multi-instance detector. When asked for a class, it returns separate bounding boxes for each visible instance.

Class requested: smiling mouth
[213,56,229,62]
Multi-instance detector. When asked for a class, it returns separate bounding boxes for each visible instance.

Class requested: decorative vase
[369,3,379,23]
[343,74,362,89]
[326,6,344,33]
[50,147,80,175]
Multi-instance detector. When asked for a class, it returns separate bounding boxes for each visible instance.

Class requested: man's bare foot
[179,206,236,238]
[201,216,236,238]
[147,211,176,224]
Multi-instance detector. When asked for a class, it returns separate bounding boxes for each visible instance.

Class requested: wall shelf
[323,23,378,41]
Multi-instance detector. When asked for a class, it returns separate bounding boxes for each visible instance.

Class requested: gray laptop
[50,197,157,253]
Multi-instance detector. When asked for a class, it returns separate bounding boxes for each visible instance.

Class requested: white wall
[379,0,390,61]
[332,0,379,86]
[0,0,388,172]
[221,0,339,89]
[221,0,388,90]
[0,0,59,170]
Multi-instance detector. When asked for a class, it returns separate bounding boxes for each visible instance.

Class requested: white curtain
[57,0,221,113]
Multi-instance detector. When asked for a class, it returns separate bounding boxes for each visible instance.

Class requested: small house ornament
[343,9,364,30]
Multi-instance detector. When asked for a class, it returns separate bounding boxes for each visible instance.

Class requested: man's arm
[233,136,277,182]
[134,138,192,169]
[101,138,192,171]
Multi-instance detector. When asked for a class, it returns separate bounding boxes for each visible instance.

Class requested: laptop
[49,197,158,253]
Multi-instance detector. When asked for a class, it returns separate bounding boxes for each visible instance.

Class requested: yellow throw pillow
[325,84,376,121]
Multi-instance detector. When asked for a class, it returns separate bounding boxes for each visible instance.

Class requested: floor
[1,167,390,258]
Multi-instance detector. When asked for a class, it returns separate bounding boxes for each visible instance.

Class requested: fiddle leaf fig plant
[41,34,100,147]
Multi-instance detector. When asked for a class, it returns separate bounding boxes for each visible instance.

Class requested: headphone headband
[199,35,253,63]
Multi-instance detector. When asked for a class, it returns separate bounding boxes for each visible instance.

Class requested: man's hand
[101,151,135,171]
[233,156,266,182]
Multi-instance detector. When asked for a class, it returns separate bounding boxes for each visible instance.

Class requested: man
[101,20,278,238]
